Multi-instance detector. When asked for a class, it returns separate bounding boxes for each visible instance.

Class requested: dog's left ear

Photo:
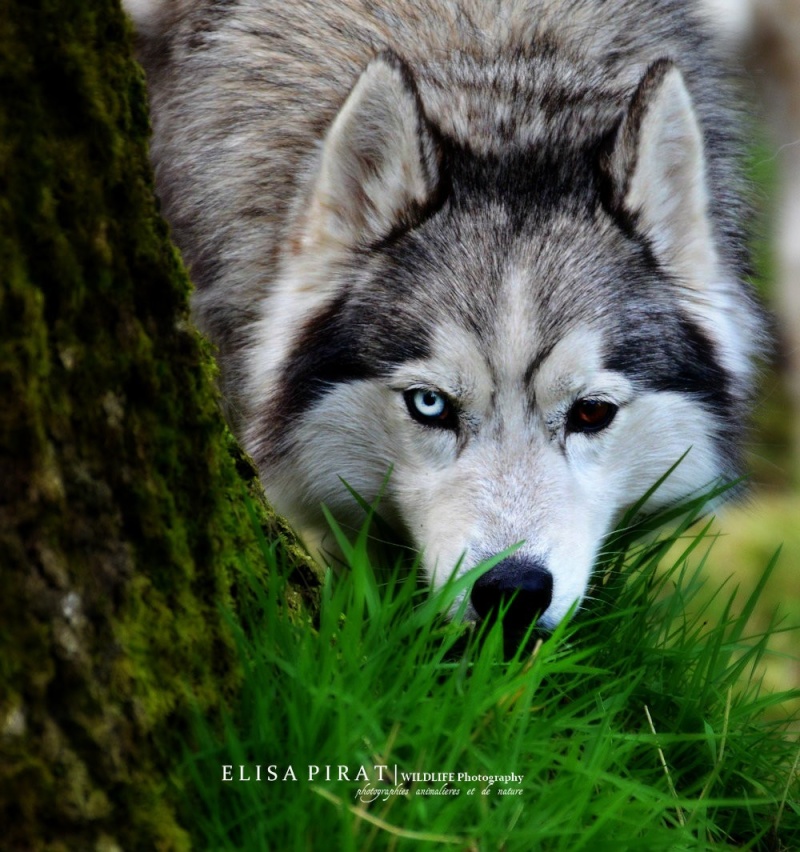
[299,51,443,251]
[600,60,718,286]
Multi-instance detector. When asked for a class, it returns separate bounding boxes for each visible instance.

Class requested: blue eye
[412,389,447,418]
[403,389,458,430]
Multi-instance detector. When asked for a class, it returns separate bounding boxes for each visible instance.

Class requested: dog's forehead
[408,186,649,303]
[379,202,651,381]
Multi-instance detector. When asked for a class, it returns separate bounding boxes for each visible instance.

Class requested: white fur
[260,295,723,629]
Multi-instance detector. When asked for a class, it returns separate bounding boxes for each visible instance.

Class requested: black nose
[471,557,553,634]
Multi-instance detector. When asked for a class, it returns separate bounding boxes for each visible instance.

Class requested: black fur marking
[524,344,555,388]
[447,142,603,220]
[606,310,735,424]
[268,290,431,450]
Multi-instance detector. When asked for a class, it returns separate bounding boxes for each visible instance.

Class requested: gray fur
[131,0,757,409]
[128,0,767,630]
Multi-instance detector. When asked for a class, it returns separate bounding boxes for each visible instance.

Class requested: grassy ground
[701,493,800,722]
[178,493,799,850]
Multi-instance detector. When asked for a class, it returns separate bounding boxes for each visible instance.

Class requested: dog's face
[246,55,759,632]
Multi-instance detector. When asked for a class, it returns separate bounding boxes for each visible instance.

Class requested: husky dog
[126,0,765,632]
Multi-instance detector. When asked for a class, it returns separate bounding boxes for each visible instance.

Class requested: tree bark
[0,2,319,848]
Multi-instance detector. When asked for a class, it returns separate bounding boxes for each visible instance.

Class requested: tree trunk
[0,2,319,848]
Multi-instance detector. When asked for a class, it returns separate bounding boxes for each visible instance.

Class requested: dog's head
[246,53,762,632]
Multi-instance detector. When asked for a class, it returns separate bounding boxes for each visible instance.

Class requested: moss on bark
[0,2,320,848]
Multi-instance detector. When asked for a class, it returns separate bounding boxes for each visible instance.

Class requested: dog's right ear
[600,60,719,290]
[298,52,443,251]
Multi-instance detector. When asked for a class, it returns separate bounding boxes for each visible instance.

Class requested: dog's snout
[471,557,553,633]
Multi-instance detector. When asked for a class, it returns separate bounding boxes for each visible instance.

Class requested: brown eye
[567,399,617,434]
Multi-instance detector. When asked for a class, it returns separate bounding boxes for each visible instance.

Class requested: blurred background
[694,0,800,718]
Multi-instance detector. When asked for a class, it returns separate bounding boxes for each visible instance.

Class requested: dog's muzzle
[471,556,553,635]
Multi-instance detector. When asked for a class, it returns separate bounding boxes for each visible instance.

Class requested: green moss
[0,1,321,848]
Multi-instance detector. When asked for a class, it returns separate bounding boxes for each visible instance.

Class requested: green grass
[178,492,800,851]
